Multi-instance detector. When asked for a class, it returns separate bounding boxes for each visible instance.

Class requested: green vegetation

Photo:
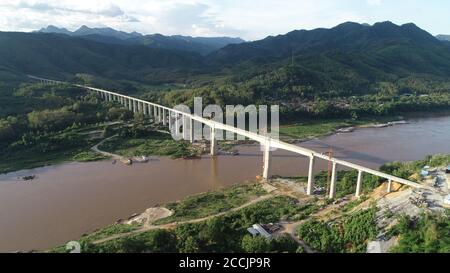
[0,83,133,173]
[380,154,450,181]
[342,196,370,213]
[279,120,355,140]
[390,213,450,253]
[72,151,109,162]
[313,170,382,198]
[278,116,406,140]
[98,126,199,159]
[53,195,318,253]
[0,125,107,174]
[154,183,267,224]
[3,22,450,124]
[297,206,379,253]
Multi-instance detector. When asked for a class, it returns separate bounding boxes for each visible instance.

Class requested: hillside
[201,22,450,106]
[37,25,244,55]
[208,22,450,74]
[1,21,450,117]
[0,31,204,83]
[437,34,450,42]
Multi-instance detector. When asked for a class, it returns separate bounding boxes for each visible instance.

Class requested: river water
[0,115,449,252]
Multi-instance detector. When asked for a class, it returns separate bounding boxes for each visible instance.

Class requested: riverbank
[50,153,449,253]
[1,112,447,175]
[1,115,450,252]
[0,123,112,174]
[280,110,450,142]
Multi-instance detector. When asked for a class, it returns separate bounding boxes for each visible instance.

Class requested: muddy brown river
[1,115,449,252]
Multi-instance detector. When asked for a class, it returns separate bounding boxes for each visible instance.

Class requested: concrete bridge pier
[306,155,315,195]
[137,102,142,113]
[262,141,272,180]
[329,161,337,199]
[210,125,218,156]
[174,114,179,136]
[148,105,153,119]
[129,99,133,112]
[158,108,163,123]
[387,179,393,193]
[168,111,172,131]
[182,116,187,140]
[163,109,167,125]
[143,103,148,115]
[189,118,194,143]
[356,170,363,197]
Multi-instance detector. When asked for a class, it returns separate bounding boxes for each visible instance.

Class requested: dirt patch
[126,207,173,226]
[261,182,278,193]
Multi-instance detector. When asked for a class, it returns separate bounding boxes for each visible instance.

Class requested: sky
[0,0,449,40]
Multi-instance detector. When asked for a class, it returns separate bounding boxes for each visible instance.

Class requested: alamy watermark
[168,97,279,149]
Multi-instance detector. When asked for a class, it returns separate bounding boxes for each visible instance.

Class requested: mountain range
[437,34,450,42]
[37,25,244,55]
[1,21,450,96]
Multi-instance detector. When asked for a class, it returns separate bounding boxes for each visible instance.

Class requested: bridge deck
[28,75,429,193]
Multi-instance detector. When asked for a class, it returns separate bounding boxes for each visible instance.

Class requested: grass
[49,223,141,253]
[99,131,200,159]
[280,120,355,141]
[279,116,405,141]
[50,188,320,253]
[72,151,110,162]
[0,124,110,174]
[0,146,88,174]
[154,183,267,225]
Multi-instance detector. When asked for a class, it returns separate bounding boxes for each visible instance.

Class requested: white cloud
[367,0,382,6]
[0,0,441,39]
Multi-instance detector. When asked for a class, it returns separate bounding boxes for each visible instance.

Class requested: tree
[241,235,271,253]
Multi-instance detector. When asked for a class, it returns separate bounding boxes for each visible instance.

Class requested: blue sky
[0,0,449,40]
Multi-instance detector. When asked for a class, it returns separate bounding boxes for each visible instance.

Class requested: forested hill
[37,25,245,55]
[1,21,450,103]
[208,21,450,75]
[0,32,205,81]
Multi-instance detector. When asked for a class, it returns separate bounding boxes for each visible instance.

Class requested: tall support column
[153,106,158,122]
[329,162,337,199]
[168,111,172,132]
[137,102,142,113]
[307,155,315,195]
[262,142,272,180]
[356,170,363,198]
[175,114,179,136]
[143,103,148,115]
[133,100,137,113]
[159,108,163,123]
[210,125,217,156]
[189,118,194,143]
[387,179,393,193]
[148,105,153,118]
[182,116,187,140]
[163,109,167,126]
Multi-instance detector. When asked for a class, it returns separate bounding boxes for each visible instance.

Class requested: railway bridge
[29,75,428,198]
